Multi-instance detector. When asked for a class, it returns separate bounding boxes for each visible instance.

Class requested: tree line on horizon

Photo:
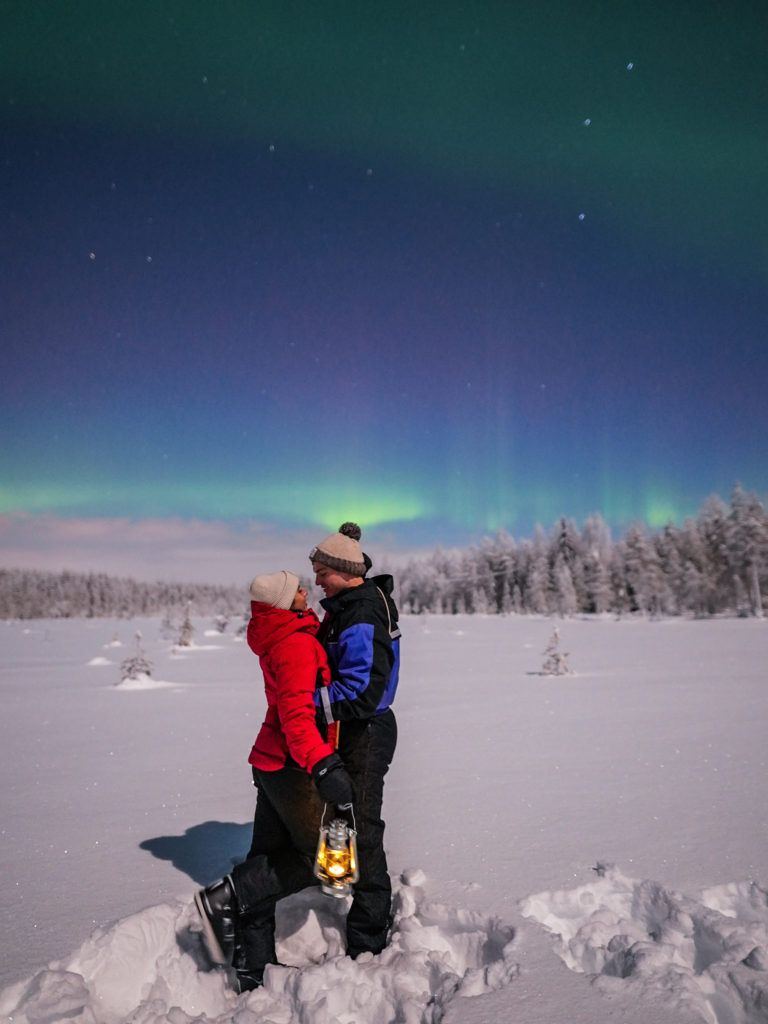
[0,487,765,620]
[0,570,244,621]
[395,486,766,618]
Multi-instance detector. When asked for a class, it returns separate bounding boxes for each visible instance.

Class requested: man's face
[313,562,355,598]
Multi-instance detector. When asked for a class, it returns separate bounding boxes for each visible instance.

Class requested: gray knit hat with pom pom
[309,522,370,576]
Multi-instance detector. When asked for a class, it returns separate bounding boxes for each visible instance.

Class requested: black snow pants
[231,708,397,977]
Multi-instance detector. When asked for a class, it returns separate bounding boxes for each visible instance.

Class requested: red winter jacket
[246,601,336,773]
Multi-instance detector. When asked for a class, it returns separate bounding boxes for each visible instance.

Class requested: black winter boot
[195,876,237,966]
[235,968,264,992]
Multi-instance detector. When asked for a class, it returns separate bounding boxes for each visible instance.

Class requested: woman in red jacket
[246,569,338,782]
[196,570,354,992]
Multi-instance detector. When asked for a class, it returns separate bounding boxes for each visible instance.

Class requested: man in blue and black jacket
[310,522,400,960]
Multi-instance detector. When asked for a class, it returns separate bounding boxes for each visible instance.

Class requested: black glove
[311,753,354,809]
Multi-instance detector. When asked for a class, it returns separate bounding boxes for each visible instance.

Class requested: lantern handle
[320,803,357,832]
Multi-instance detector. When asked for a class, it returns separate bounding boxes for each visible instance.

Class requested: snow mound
[0,873,517,1024]
[520,863,768,1024]
[87,656,112,666]
[114,673,179,690]
[171,642,224,655]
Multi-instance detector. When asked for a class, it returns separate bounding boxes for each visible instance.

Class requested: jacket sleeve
[319,619,394,721]
[272,634,334,772]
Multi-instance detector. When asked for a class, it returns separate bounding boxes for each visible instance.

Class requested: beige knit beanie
[309,522,370,576]
[249,570,300,610]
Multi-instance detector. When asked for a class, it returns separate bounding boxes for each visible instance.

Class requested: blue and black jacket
[314,574,401,722]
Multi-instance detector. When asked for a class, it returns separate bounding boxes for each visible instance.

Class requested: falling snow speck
[583,118,591,127]
[627,62,634,70]
[578,213,585,221]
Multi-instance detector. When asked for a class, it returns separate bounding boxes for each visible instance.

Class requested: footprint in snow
[0,869,518,1024]
[520,862,768,1024]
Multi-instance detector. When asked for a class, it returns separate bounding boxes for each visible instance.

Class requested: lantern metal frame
[313,806,359,898]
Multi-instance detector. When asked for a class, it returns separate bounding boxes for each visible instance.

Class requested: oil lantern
[314,816,359,898]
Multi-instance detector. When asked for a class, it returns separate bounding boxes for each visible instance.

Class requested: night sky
[2,2,767,575]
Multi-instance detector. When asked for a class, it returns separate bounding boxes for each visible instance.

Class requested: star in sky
[1,2,766,563]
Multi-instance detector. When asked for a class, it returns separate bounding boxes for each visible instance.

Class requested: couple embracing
[195,522,401,992]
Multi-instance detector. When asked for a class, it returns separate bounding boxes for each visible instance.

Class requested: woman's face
[290,586,308,612]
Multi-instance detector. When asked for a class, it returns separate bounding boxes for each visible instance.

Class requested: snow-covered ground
[1,613,767,1023]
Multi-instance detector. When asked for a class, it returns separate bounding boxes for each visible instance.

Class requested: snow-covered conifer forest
[397,486,767,617]
[1,486,765,620]
[0,571,244,620]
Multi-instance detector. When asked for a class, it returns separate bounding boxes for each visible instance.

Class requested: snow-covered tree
[120,632,153,683]
[581,513,613,614]
[524,528,551,614]
[696,495,733,611]
[551,552,578,617]
[541,627,571,676]
[618,523,666,615]
[550,517,586,609]
[726,484,767,617]
[177,603,195,647]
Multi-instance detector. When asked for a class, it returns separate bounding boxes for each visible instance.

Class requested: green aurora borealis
[2,2,767,551]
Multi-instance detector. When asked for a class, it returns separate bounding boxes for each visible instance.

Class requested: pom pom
[339,522,362,540]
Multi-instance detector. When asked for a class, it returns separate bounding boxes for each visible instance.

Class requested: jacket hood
[248,602,320,656]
